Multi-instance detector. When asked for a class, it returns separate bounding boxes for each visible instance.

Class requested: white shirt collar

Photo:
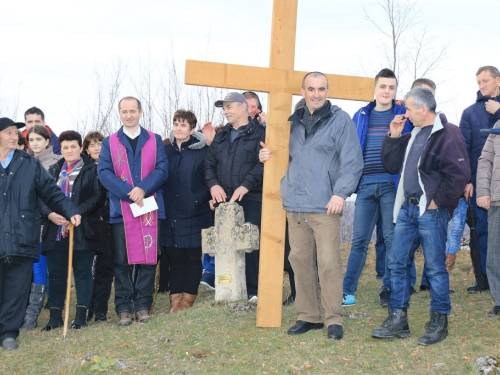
[123,126,141,139]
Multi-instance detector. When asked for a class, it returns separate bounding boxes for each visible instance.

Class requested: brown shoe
[169,293,183,314]
[178,293,196,310]
[118,312,132,326]
[135,309,151,323]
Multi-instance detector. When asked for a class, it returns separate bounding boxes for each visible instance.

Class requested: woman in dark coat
[41,131,106,330]
[161,110,212,313]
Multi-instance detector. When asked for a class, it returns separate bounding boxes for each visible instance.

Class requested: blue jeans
[203,254,215,274]
[343,183,396,294]
[421,196,468,287]
[375,219,385,279]
[389,203,451,314]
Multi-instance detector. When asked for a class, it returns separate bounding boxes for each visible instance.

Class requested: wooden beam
[185,60,374,101]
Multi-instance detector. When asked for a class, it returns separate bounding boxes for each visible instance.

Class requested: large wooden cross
[185,0,374,327]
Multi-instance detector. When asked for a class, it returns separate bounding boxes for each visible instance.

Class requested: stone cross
[202,203,260,302]
[186,0,374,327]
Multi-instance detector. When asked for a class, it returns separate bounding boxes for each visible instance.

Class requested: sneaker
[379,288,391,307]
[248,295,258,304]
[200,270,215,291]
[342,293,356,306]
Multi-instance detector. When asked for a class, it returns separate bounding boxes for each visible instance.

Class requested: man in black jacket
[0,118,81,350]
[371,88,470,346]
[204,92,265,302]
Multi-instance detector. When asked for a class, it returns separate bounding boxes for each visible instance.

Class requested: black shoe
[70,305,89,329]
[282,295,295,306]
[94,312,107,322]
[42,307,63,331]
[419,285,430,292]
[418,311,448,346]
[371,308,410,339]
[467,283,489,294]
[1,338,18,350]
[488,306,500,317]
[379,288,391,307]
[287,320,324,335]
[410,286,418,295]
[327,324,343,340]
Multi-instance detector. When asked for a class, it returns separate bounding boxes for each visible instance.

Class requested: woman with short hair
[41,130,105,331]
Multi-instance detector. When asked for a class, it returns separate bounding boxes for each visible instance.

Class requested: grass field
[1,245,497,374]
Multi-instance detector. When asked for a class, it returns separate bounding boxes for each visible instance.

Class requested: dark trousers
[166,247,202,295]
[89,224,114,316]
[158,248,170,292]
[112,222,156,314]
[237,199,261,297]
[46,238,95,309]
[0,256,33,342]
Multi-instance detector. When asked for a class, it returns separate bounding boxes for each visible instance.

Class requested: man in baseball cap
[203,92,265,302]
[0,117,81,350]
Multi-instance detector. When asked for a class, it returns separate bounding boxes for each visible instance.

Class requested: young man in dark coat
[0,118,81,350]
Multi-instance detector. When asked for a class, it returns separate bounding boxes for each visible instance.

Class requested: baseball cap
[214,92,248,108]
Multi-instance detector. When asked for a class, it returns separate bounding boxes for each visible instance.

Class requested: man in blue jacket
[98,97,168,326]
[460,66,500,293]
[343,68,412,308]
[372,88,470,346]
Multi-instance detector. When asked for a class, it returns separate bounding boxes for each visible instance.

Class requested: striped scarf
[56,158,83,241]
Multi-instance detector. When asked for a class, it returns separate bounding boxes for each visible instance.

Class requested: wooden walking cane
[63,223,75,342]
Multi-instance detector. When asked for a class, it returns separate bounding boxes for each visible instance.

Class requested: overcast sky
[1,0,499,134]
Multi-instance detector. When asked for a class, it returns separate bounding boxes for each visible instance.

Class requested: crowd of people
[0,65,499,351]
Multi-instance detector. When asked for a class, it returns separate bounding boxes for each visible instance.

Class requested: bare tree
[0,80,21,120]
[364,0,448,93]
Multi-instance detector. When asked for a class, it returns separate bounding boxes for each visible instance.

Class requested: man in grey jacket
[260,72,363,340]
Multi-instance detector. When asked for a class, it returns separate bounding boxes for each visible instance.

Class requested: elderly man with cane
[0,118,81,350]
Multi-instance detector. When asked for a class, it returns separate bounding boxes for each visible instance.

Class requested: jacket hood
[168,131,207,150]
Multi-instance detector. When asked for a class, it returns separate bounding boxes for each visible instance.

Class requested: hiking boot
[379,287,391,307]
[135,309,151,323]
[20,283,46,331]
[342,293,356,307]
[488,306,500,317]
[417,311,448,346]
[41,307,63,331]
[200,270,215,291]
[371,308,410,339]
[70,305,88,329]
[118,311,132,326]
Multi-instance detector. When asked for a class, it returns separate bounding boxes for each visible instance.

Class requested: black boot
[70,305,88,329]
[371,308,411,339]
[418,311,448,346]
[41,307,63,331]
[20,283,46,331]
[467,274,489,293]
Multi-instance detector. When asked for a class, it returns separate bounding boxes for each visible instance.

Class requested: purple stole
[110,130,158,265]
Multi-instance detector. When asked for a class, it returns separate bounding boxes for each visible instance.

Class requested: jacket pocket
[18,210,40,246]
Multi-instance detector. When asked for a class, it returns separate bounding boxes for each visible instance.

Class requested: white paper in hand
[130,196,159,218]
